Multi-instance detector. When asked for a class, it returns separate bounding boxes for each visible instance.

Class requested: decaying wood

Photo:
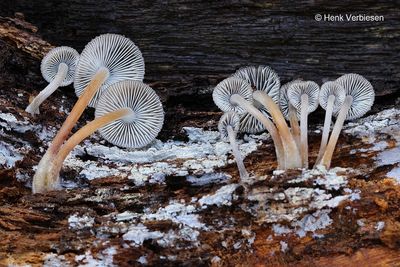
[1,0,399,102]
[0,14,53,60]
[0,6,399,267]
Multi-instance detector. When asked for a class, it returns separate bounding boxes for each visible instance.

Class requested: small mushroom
[287,81,320,168]
[218,112,249,182]
[314,81,346,166]
[232,66,280,134]
[233,66,302,169]
[74,33,145,107]
[40,80,164,193]
[33,34,145,193]
[213,77,286,169]
[25,46,79,115]
[319,74,374,169]
[279,80,303,147]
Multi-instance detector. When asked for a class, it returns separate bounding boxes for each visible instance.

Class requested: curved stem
[319,96,353,169]
[227,125,249,183]
[288,103,301,148]
[47,67,109,156]
[314,95,335,167]
[47,108,133,186]
[32,67,109,194]
[26,63,68,115]
[230,94,286,170]
[300,94,309,168]
[253,91,302,169]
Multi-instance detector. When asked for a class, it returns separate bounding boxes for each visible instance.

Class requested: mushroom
[213,77,286,169]
[218,112,249,182]
[319,74,374,169]
[25,46,79,115]
[287,81,320,168]
[232,66,280,134]
[279,80,303,147]
[44,80,164,188]
[74,33,145,107]
[314,81,346,166]
[232,66,301,169]
[32,34,145,193]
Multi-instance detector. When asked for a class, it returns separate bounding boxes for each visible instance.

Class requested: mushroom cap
[335,73,375,120]
[279,79,303,119]
[218,112,240,140]
[74,34,145,107]
[41,46,79,87]
[212,77,253,114]
[319,81,346,113]
[95,80,164,148]
[232,65,281,133]
[232,65,281,100]
[287,81,320,114]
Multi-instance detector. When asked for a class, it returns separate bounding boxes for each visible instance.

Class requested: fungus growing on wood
[213,77,286,169]
[32,33,145,193]
[319,74,374,169]
[232,66,302,169]
[45,80,164,187]
[74,33,145,107]
[287,81,320,168]
[25,46,79,115]
[232,66,280,134]
[218,112,249,182]
[279,80,302,147]
[314,81,345,166]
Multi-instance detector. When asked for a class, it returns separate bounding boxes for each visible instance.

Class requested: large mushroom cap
[74,34,145,107]
[95,80,164,148]
[279,79,303,119]
[319,81,346,113]
[218,112,240,140]
[212,77,253,114]
[232,66,281,133]
[41,46,79,87]
[287,81,320,113]
[335,73,375,120]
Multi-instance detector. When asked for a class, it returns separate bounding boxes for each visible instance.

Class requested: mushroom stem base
[319,95,353,169]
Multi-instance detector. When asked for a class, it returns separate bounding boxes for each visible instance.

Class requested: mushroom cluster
[212,66,375,182]
[31,34,164,194]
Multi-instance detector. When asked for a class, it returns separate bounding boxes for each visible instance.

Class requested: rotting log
[0,0,399,103]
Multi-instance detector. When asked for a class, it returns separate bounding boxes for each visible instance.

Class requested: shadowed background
[0,0,399,133]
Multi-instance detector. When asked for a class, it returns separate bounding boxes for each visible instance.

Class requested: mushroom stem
[226,125,249,183]
[288,103,301,148]
[319,95,353,169]
[314,95,335,167]
[300,94,309,168]
[253,91,302,169]
[47,108,134,185]
[32,67,110,193]
[25,63,69,115]
[230,94,286,169]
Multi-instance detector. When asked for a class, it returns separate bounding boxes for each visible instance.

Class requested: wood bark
[0,1,399,103]
[0,6,399,266]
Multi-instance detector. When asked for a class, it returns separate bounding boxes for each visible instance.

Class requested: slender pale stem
[32,67,110,194]
[47,67,109,156]
[253,91,302,169]
[288,103,301,148]
[314,95,335,167]
[319,96,353,169]
[47,108,133,186]
[300,94,309,168]
[26,63,68,115]
[227,125,249,183]
[230,94,286,170]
